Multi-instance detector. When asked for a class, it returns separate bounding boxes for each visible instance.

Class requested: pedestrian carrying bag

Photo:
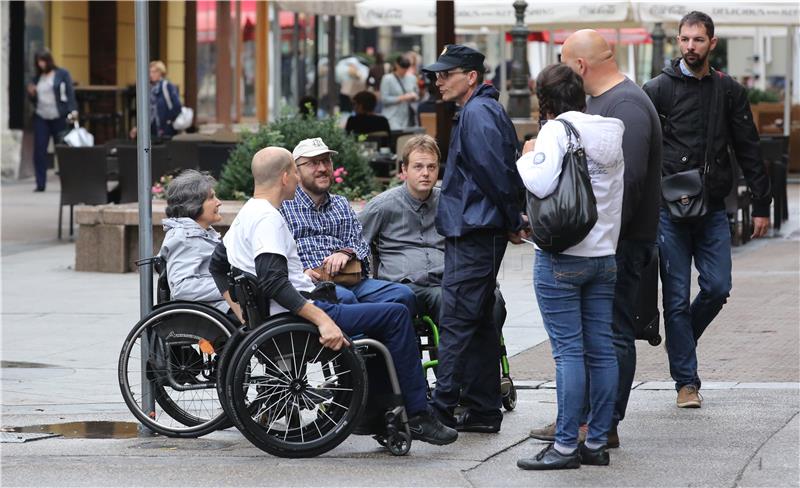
[161,80,194,131]
[526,119,597,253]
[394,74,417,127]
[661,167,707,222]
[63,120,94,147]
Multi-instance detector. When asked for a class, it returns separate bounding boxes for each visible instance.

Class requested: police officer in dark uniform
[422,45,527,433]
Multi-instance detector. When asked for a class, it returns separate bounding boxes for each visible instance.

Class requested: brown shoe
[676,385,703,408]
[529,421,586,443]
[529,422,556,441]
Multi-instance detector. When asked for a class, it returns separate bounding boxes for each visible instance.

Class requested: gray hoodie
[159,218,228,312]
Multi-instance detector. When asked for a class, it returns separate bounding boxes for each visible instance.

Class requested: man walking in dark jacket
[643,11,771,408]
[528,29,663,448]
[422,45,526,433]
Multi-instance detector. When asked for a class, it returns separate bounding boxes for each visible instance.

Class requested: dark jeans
[658,209,732,391]
[33,114,66,190]
[611,240,657,425]
[404,282,507,333]
[431,230,507,425]
[315,300,428,415]
[535,251,618,448]
[335,278,417,317]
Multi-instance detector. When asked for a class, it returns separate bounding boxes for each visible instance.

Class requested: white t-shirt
[223,198,314,316]
[516,111,625,257]
[35,72,60,120]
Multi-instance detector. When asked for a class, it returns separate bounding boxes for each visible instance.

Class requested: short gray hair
[165,170,216,220]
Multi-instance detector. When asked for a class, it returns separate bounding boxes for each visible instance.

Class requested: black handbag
[526,119,598,253]
[661,167,707,222]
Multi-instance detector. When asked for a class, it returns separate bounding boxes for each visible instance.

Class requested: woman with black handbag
[515,64,625,471]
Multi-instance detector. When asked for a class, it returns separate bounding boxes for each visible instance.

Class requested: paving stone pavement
[510,214,800,385]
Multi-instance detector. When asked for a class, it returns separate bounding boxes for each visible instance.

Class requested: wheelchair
[117,256,236,438]
[118,257,414,457]
[414,314,518,412]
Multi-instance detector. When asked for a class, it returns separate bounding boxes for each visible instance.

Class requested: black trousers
[431,229,508,424]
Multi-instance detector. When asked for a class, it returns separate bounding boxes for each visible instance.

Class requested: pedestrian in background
[380,55,418,130]
[642,11,771,409]
[421,45,526,435]
[516,64,624,470]
[26,49,78,192]
[130,60,182,140]
[528,29,662,449]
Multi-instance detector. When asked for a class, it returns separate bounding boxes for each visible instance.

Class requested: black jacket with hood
[642,58,771,217]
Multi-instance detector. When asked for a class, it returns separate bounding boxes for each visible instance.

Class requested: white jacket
[516,111,625,257]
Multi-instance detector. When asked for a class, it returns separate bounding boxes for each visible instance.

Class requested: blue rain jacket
[435,83,524,237]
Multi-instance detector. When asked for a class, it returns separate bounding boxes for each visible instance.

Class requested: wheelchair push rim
[118,306,234,437]
[225,322,367,458]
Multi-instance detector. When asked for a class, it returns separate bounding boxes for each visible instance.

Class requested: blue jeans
[335,278,417,317]
[314,300,428,415]
[33,114,66,190]
[534,250,618,449]
[658,209,731,391]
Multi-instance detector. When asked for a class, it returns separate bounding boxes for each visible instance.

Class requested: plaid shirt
[280,187,371,272]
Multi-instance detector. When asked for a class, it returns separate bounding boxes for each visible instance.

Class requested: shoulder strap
[556,118,582,149]
[161,80,173,111]
[394,74,407,94]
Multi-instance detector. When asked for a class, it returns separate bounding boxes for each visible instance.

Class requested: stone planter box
[74,200,244,273]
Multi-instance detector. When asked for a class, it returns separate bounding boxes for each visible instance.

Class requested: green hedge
[217,114,374,200]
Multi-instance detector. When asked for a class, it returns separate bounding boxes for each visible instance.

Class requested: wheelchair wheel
[118,303,236,437]
[223,321,368,458]
[501,377,517,411]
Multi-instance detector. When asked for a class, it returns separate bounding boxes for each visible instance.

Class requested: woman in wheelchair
[160,169,241,321]
[210,147,458,452]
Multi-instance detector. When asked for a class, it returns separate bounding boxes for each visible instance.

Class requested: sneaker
[578,443,610,466]
[455,411,501,433]
[408,411,458,445]
[517,444,580,470]
[607,424,620,449]
[677,385,702,408]
[352,410,386,436]
[529,421,587,443]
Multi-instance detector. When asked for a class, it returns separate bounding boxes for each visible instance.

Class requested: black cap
[421,44,486,74]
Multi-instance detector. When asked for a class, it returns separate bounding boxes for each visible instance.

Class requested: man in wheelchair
[359,135,508,433]
[209,146,457,446]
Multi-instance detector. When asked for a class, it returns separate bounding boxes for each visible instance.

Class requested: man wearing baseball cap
[422,46,527,433]
[281,137,418,315]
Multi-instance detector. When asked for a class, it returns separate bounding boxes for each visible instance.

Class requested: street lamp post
[651,22,666,79]
[507,0,531,119]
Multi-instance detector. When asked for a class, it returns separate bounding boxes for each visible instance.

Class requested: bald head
[252,147,294,187]
[561,29,623,97]
[562,30,615,67]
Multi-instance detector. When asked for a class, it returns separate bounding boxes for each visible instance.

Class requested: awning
[355,0,635,28]
[276,0,359,17]
[636,1,800,27]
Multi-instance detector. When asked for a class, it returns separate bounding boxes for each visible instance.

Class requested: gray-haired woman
[160,170,241,320]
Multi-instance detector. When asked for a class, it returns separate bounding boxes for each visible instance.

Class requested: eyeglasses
[435,69,468,81]
[297,155,333,168]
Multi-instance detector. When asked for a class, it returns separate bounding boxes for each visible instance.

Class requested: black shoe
[579,442,610,466]
[517,444,580,470]
[33,187,45,192]
[455,411,501,433]
[408,411,458,445]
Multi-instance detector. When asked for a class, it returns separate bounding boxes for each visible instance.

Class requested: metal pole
[134,0,154,435]
[507,0,531,119]
[785,26,794,139]
[651,22,665,79]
